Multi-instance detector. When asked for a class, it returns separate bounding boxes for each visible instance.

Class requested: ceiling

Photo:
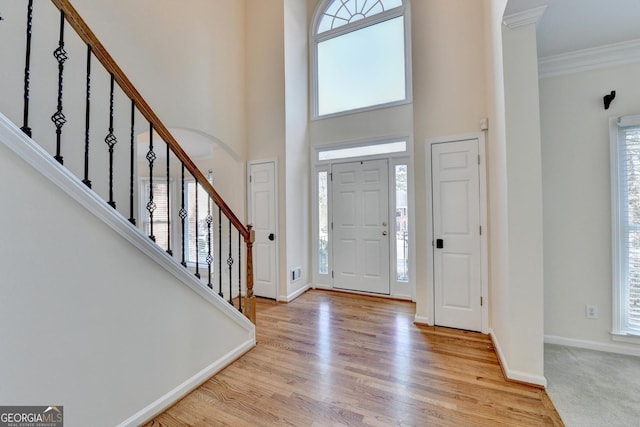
[506,0,640,58]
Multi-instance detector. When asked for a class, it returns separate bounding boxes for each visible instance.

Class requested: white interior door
[332,159,390,294]
[432,140,482,331]
[248,161,277,299]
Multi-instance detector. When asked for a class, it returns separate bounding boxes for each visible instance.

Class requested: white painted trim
[279,283,311,303]
[490,329,547,387]
[247,158,279,301]
[610,117,624,336]
[425,133,489,334]
[117,339,255,426]
[545,334,640,358]
[502,6,546,29]
[539,38,640,79]
[0,113,256,335]
[413,315,431,326]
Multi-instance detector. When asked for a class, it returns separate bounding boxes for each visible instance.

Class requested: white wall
[500,19,545,384]
[0,116,254,427]
[484,0,548,386]
[540,62,640,354]
[484,0,511,377]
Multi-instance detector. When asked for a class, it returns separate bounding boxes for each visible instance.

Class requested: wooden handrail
[49,0,256,323]
[50,0,249,242]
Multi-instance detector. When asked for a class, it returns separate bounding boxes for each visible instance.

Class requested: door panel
[249,161,277,299]
[432,140,482,331]
[332,159,390,294]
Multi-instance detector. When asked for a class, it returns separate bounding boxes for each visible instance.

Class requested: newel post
[244,225,256,324]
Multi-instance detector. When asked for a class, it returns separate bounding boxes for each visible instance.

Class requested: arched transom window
[312,0,410,117]
[318,0,403,33]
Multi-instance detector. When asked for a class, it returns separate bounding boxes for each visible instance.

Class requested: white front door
[332,159,390,294]
[248,161,277,299]
[432,140,482,331]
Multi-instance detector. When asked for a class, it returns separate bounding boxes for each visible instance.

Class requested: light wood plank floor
[144,290,563,426]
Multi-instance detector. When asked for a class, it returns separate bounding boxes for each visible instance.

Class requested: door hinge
[481,296,484,306]
[331,222,333,230]
[480,225,482,235]
[249,175,252,183]
[332,270,334,278]
[330,172,333,181]
[478,155,481,165]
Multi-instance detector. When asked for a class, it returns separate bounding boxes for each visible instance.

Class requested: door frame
[425,132,488,333]
[311,136,415,300]
[247,158,279,301]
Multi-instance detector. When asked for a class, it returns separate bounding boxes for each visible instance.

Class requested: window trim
[310,0,413,120]
[610,114,640,339]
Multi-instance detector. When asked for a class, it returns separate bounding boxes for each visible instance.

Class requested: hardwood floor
[144,290,563,426]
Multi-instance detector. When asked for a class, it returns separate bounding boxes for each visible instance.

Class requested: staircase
[0,1,256,425]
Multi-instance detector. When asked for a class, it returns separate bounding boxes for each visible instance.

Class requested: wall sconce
[604,91,616,110]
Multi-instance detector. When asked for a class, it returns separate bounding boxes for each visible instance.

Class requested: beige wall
[246,0,311,300]
[284,0,311,298]
[411,0,489,318]
[72,0,248,159]
[541,62,640,355]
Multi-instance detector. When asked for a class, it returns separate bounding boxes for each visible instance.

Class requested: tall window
[140,179,172,252]
[140,177,213,266]
[611,115,640,337]
[185,180,211,265]
[395,164,408,281]
[312,0,410,117]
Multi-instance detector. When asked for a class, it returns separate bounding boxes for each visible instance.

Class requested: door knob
[382,230,388,236]
[268,233,275,241]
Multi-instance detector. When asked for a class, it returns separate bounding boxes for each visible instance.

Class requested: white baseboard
[117,339,255,426]
[279,283,310,302]
[544,334,640,357]
[489,329,547,388]
[414,315,432,326]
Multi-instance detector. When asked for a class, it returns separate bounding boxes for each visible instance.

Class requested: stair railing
[7,0,256,323]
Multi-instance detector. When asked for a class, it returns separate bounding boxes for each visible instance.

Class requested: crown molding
[503,6,547,29]
[539,38,640,79]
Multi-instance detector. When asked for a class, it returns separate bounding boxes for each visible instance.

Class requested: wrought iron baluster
[194,182,200,279]
[238,231,242,312]
[206,194,213,289]
[165,143,172,256]
[179,164,187,267]
[228,219,233,305]
[128,100,136,225]
[21,0,34,137]
[105,74,117,209]
[218,206,223,298]
[146,123,156,242]
[51,10,67,164]
[82,45,92,188]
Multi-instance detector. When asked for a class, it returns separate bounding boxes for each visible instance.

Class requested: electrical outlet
[586,304,598,319]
